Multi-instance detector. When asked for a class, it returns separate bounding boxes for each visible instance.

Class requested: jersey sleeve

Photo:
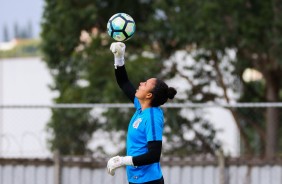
[145,108,164,141]
[115,66,136,103]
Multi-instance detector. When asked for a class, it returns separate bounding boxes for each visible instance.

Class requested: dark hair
[150,79,177,107]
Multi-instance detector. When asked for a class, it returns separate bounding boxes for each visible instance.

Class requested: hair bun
[167,87,177,99]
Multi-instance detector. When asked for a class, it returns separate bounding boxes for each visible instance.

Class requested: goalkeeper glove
[107,155,133,176]
[110,42,126,68]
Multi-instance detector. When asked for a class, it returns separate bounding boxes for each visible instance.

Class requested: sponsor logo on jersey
[133,118,142,129]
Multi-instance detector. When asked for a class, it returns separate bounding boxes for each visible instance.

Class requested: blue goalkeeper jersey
[126,97,164,183]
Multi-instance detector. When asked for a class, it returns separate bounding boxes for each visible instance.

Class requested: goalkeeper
[107,42,177,184]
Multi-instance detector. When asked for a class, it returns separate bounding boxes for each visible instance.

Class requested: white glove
[107,155,133,176]
[110,42,126,68]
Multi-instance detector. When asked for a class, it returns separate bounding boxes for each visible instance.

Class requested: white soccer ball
[107,13,136,42]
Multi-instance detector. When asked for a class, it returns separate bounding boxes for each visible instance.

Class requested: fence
[0,102,281,157]
[0,155,282,184]
[0,103,282,183]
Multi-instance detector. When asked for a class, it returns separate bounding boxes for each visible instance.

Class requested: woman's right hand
[110,42,126,68]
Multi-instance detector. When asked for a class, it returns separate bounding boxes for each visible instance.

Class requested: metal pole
[54,150,62,184]
[217,148,226,184]
[0,59,3,156]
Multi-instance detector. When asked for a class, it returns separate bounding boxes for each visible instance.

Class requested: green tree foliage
[149,0,282,158]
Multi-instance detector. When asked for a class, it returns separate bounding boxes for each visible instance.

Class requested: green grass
[0,39,42,58]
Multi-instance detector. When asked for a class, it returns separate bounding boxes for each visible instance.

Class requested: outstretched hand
[110,42,126,68]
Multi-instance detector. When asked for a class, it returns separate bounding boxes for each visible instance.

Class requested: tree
[13,22,19,39]
[3,25,9,42]
[149,0,282,158]
[27,20,33,39]
[41,0,159,155]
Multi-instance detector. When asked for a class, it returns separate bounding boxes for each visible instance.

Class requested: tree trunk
[212,51,252,155]
[265,74,279,159]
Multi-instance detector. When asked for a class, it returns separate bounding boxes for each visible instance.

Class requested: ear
[146,92,153,99]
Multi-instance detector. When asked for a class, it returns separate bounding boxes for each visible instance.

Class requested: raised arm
[110,42,135,103]
[115,66,136,103]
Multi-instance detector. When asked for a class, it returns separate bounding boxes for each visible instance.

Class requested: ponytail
[151,79,177,107]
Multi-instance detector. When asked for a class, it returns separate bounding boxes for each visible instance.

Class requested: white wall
[0,57,54,157]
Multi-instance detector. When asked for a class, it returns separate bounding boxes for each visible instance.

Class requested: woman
[107,42,177,184]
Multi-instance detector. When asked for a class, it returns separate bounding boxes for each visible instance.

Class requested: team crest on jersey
[133,118,142,129]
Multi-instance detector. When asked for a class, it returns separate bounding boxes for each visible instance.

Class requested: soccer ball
[107,13,136,42]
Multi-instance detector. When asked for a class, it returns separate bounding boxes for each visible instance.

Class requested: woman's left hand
[107,155,133,176]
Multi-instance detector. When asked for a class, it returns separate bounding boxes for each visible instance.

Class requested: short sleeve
[145,108,164,141]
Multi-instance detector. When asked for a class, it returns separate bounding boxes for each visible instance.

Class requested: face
[135,78,157,100]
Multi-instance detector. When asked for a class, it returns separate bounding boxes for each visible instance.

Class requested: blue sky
[0,0,44,42]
